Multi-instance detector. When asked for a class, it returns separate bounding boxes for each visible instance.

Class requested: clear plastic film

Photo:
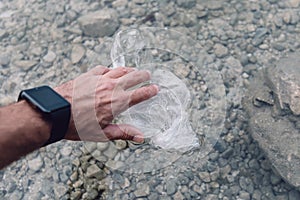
[111,29,200,152]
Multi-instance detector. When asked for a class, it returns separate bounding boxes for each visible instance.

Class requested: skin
[0,66,159,169]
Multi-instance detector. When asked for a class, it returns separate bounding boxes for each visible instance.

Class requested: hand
[55,66,159,143]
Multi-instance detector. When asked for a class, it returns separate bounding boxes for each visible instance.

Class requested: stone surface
[28,157,43,172]
[86,164,104,179]
[78,9,120,37]
[14,60,38,71]
[243,54,300,190]
[43,50,56,63]
[71,45,85,64]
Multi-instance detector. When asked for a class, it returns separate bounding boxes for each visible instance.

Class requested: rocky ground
[1,0,300,199]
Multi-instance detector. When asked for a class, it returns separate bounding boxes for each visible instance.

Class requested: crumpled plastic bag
[111,29,200,152]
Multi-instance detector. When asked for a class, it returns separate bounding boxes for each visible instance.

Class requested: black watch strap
[18,86,71,146]
[43,106,71,146]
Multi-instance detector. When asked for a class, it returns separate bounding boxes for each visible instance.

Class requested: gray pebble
[166,180,177,195]
[53,183,68,199]
[176,0,196,9]
[71,44,85,64]
[78,9,120,37]
[239,176,254,193]
[28,156,43,172]
[134,182,150,197]
[214,43,229,58]
[43,50,56,63]
[86,164,104,179]
[199,172,211,183]
[252,28,268,46]
[14,60,38,71]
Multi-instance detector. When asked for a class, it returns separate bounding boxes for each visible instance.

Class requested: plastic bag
[111,29,200,152]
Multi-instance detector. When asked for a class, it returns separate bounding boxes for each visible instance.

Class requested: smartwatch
[18,86,71,146]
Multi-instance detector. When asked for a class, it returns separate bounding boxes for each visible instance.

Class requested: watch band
[18,86,71,146]
[43,106,71,146]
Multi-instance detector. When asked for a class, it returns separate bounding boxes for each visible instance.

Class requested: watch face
[21,86,70,113]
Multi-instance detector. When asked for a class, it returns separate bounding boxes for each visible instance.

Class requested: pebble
[0,54,10,66]
[86,164,104,179]
[14,60,38,71]
[166,180,177,195]
[252,28,268,46]
[71,44,85,64]
[115,140,127,150]
[78,9,120,37]
[134,182,150,197]
[214,43,229,58]
[103,144,118,158]
[239,176,254,193]
[28,156,43,172]
[176,0,196,9]
[199,172,211,183]
[53,183,68,199]
[43,50,56,63]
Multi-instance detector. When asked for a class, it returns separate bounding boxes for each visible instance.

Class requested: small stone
[70,191,82,200]
[71,45,85,64]
[115,140,127,150]
[86,164,104,179]
[134,182,150,197]
[272,43,286,51]
[14,60,38,71]
[0,30,8,40]
[239,191,250,200]
[270,173,281,185]
[78,9,120,37]
[199,172,211,183]
[166,180,177,195]
[0,54,10,66]
[221,147,234,159]
[28,156,43,172]
[252,189,262,200]
[53,184,68,199]
[31,47,43,56]
[214,43,228,58]
[43,50,56,63]
[60,145,72,157]
[97,142,108,151]
[239,176,254,193]
[287,0,300,8]
[103,144,118,158]
[252,28,268,46]
[176,0,196,9]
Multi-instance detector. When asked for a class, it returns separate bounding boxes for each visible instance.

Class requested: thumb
[103,124,144,143]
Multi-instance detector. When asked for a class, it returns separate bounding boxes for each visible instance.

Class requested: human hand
[55,66,159,143]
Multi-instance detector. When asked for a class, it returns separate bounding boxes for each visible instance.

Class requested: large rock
[78,9,120,37]
[242,53,300,190]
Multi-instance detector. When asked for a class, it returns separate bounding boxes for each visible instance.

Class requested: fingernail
[133,136,144,143]
[153,85,160,93]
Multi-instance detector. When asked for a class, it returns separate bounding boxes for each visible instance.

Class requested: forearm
[0,100,51,169]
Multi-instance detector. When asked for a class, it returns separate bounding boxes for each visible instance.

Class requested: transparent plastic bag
[111,29,200,152]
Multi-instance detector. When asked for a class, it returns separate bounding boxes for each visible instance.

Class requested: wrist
[17,100,51,146]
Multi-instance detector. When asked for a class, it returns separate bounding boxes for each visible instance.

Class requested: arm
[0,100,51,168]
[0,66,158,169]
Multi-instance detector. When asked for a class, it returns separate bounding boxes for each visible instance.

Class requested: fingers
[88,65,110,75]
[128,84,159,107]
[105,67,135,78]
[103,124,144,143]
[119,70,151,89]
